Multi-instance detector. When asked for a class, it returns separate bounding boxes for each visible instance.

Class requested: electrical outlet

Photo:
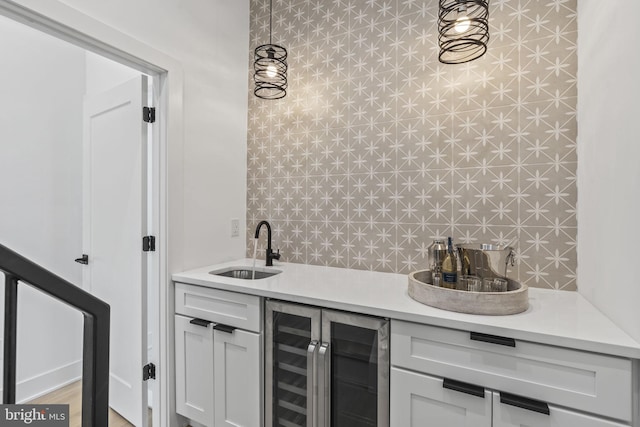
[231,218,240,237]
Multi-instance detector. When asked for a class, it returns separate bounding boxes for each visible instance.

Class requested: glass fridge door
[320,310,389,427]
[266,301,321,427]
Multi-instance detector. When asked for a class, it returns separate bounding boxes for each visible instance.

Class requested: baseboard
[0,359,82,403]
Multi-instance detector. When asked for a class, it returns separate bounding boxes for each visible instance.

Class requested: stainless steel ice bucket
[456,243,515,279]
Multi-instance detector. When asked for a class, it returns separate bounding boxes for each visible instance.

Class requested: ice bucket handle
[507,247,515,267]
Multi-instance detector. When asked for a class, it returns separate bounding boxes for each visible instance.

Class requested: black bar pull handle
[470,331,516,347]
[189,318,212,328]
[213,324,237,334]
[500,392,550,415]
[74,254,89,265]
[443,378,485,398]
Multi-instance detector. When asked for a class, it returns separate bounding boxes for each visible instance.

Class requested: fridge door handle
[317,342,330,427]
[306,340,318,427]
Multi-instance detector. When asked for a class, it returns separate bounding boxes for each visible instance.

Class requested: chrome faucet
[254,220,281,266]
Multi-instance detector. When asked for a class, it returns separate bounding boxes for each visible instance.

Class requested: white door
[213,328,261,427]
[82,76,149,426]
[174,315,215,427]
[391,367,492,427]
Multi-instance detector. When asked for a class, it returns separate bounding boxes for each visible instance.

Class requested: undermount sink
[209,266,281,280]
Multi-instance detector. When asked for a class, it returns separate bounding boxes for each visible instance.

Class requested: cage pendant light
[438,0,489,64]
[254,0,288,99]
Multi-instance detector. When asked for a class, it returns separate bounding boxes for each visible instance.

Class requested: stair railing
[0,243,110,427]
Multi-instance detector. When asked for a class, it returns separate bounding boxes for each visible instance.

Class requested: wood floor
[28,381,148,427]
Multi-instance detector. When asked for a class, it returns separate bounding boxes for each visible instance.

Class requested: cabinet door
[265,301,321,427]
[321,310,390,427]
[391,367,491,427]
[493,392,628,427]
[175,314,214,427]
[214,327,262,427]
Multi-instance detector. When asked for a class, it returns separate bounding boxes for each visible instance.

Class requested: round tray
[408,270,529,316]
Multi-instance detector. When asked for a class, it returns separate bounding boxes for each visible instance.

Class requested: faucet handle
[273,249,281,260]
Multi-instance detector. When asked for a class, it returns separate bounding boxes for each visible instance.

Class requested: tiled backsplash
[246,0,577,290]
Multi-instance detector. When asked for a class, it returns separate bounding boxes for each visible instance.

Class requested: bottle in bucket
[428,240,446,270]
[441,237,457,289]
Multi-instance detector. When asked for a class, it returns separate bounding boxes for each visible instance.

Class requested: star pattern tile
[247,0,578,290]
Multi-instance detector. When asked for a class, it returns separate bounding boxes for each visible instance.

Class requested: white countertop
[172,259,640,359]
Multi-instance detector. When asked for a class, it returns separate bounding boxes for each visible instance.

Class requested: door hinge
[143,236,156,252]
[143,106,156,123]
[143,363,156,381]
[74,254,89,265]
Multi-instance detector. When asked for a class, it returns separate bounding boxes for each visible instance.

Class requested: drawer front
[391,320,632,421]
[493,392,628,427]
[391,367,492,427]
[175,282,262,332]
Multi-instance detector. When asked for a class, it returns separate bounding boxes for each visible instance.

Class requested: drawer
[391,320,632,421]
[391,367,492,427]
[175,282,262,332]
[493,391,627,427]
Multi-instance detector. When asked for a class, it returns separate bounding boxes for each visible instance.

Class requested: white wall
[0,14,84,401]
[577,1,640,343]
[31,0,251,270]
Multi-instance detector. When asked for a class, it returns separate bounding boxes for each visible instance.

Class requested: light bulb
[266,64,277,78]
[455,15,470,33]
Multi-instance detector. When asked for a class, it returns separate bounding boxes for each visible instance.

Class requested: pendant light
[438,0,489,64]
[254,0,288,99]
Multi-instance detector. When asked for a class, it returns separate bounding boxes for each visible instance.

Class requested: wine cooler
[265,300,389,427]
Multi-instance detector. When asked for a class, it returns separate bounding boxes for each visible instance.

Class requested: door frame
[0,2,183,426]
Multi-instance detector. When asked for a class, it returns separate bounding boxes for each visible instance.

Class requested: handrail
[0,243,110,427]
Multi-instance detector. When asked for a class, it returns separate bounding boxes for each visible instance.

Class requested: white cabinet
[392,320,632,421]
[174,284,262,427]
[175,314,214,427]
[493,392,627,427]
[390,370,628,427]
[175,282,262,332]
[391,319,634,427]
[391,367,491,427]
[213,327,261,427]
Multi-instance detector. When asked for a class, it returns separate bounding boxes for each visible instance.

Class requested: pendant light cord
[269,0,273,45]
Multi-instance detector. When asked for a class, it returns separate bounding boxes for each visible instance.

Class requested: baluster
[3,274,18,404]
